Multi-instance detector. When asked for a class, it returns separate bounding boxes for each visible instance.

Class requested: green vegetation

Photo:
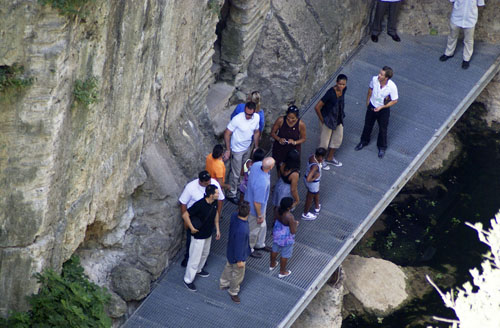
[73,75,99,109]
[207,0,221,18]
[0,256,111,328]
[38,0,94,18]
[0,64,34,93]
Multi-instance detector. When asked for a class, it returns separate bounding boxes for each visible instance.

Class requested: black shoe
[227,197,239,205]
[439,54,453,62]
[388,33,401,42]
[181,258,188,267]
[462,60,470,69]
[184,281,197,292]
[378,149,385,159]
[254,245,272,252]
[371,35,378,43]
[354,142,365,151]
[250,251,262,258]
[197,269,210,278]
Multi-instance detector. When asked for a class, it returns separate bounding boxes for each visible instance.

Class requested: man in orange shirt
[206,144,230,190]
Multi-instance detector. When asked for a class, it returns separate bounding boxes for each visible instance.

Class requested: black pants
[371,0,400,36]
[360,104,390,150]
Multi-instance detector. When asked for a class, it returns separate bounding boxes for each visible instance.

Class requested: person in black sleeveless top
[270,105,307,176]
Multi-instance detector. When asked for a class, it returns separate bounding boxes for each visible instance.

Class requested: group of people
[176,0,486,305]
[372,0,485,69]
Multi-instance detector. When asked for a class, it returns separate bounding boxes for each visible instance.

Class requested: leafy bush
[38,0,94,18]
[0,256,111,328]
[73,76,99,108]
[0,64,34,93]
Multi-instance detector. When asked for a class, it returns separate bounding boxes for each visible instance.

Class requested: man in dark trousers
[182,184,221,292]
[219,201,252,304]
[371,0,402,42]
[355,66,399,159]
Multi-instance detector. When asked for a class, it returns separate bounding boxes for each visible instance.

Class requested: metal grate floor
[123,33,500,328]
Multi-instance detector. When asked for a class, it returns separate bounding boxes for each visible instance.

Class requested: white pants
[445,21,475,61]
[184,236,211,284]
[248,213,267,251]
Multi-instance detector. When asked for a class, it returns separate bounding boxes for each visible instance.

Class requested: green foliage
[73,76,99,109]
[207,0,221,17]
[0,256,111,328]
[38,0,93,18]
[0,64,34,93]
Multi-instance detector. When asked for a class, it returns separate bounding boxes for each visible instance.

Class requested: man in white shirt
[355,66,399,159]
[371,0,402,43]
[439,0,485,69]
[223,102,260,204]
[178,170,225,267]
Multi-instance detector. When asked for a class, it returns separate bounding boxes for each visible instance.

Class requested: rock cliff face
[0,0,221,316]
[0,0,371,320]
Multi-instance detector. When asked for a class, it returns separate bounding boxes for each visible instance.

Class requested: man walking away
[219,201,252,304]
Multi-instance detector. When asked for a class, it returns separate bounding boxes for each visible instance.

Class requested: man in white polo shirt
[355,66,399,159]
[223,102,260,204]
[439,0,485,69]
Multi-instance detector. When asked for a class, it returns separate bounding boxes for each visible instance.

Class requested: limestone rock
[111,264,151,302]
[477,71,500,132]
[242,0,371,117]
[106,291,127,319]
[418,132,461,175]
[293,269,344,328]
[342,255,408,317]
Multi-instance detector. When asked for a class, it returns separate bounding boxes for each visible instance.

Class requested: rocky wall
[0,0,221,316]
[238,0,372,118]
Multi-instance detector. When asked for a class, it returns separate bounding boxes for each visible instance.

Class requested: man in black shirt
[182,185,220,291]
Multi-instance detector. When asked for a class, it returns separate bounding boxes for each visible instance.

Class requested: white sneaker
[314,204,321,214]
[301,212,317,221]
[326,158,342,167]
[321,163,330,171]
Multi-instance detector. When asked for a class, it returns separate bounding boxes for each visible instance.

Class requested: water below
[342,111,500,327]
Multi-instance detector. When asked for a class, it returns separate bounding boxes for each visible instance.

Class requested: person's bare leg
[303,192,313,215]
[280,257,288,275]
[313,193,320,211]
[270,252,278,269]
[327,148,335,161]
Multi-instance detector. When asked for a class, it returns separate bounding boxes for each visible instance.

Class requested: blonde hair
[247,91,261,111]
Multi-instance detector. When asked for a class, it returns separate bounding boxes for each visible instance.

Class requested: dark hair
[212,144,224,159]
[238,201,250,218]
[245,102,257,111]
[204,184,217,198]
[252,148,266,162]
[337,74,348,82]
[284,149,300,171]
[286,105,299,117]
[382,66,393,79]
[315,147,327,157]
[278,197,294,215]
[198,170,211,182]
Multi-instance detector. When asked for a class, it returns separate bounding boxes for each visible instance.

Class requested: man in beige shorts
[314,74,348,170]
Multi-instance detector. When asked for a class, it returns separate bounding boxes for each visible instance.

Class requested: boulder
[342,255,408,317]
[106,291,128,319]
[110,264,151,302]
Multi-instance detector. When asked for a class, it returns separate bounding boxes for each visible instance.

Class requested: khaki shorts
[319,122,343,149]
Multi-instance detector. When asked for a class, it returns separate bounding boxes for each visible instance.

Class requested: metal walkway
[123,34,500,328]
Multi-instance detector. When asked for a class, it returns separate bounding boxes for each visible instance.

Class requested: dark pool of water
[342,116,500,327]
